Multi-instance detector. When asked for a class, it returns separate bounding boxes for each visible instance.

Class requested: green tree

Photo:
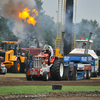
[0,16,18,44]
[35,0,43,12]
[41,15,56,47]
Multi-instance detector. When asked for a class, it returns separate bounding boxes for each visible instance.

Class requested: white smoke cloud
[0,0,36,19]
[13,21,27,42]
[0,0,36,44]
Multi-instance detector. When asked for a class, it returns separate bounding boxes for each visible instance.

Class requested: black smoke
[64,0,74,55]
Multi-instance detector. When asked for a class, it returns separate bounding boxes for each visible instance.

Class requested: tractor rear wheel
[12,60,21,73]
[43,71,49,81]
[50,59,64,80]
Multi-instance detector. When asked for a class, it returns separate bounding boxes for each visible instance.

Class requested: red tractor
[26,45,60,81]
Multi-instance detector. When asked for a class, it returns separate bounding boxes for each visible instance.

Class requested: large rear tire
[20,63,25,73]
[12,60,21,73]
[20,60,28,73]
[50,59,64,80]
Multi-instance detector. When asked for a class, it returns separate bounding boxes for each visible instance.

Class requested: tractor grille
[33,57,41,68]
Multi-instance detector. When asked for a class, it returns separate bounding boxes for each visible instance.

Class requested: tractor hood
[69,48,98,59]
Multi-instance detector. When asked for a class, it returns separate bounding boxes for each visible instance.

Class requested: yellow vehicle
[0,41,29,73]
[55,38,63,58]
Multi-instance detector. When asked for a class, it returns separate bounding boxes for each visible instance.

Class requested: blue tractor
[50,32,99,80]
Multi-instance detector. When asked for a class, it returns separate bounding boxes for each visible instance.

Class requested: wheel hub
[84,71,86,78]
[60,63,63,77]
[17,63,20,71]
[88,71,91,77]
[46,74,48,80]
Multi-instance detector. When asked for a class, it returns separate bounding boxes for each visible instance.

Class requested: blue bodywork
[63,55,98,79]
[63,55,97,66]
[64,56,93,63]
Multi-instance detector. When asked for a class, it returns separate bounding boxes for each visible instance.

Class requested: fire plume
[19,7,38,26]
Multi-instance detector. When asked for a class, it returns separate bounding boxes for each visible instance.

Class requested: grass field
[0,74,100,95]
[0,86,100,95]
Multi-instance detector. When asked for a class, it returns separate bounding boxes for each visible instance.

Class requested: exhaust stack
[59,32,65,55]
[64,0,73,55]
[84,32,92,54]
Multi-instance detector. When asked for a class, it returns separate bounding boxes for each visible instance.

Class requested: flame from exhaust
[19,7,38,26]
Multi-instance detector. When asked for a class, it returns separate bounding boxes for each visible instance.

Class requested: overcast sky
[42,0,100,25]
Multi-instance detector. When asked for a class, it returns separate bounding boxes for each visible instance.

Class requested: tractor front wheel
[83,70,87,79]
[43,71,49,81]
[87,70,91,79]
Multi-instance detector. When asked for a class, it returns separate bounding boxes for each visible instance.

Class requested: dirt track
[0,73,100,86]
[0,74,100,100]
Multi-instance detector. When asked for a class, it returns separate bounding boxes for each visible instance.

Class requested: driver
[82,42,86,49]
[44,45,51,57]
[44,45,51,65]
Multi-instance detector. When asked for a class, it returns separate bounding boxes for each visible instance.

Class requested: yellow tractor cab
[1,41,19,54]
[0,41,28,73]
